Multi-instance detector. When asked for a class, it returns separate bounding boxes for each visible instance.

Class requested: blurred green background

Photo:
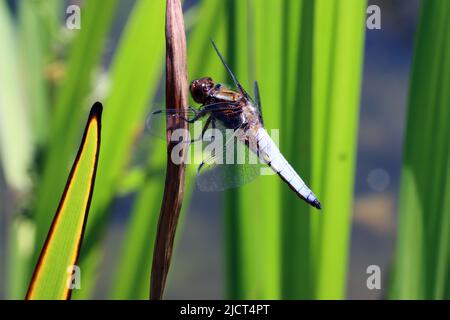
[1,0,449,300]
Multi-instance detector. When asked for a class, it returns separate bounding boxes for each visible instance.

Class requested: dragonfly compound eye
[190,77,215,103]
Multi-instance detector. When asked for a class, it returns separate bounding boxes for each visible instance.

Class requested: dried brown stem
[149,0,188,300]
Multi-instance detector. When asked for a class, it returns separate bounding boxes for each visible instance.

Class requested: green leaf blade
[390,0,450,300]
[26,103,102,300]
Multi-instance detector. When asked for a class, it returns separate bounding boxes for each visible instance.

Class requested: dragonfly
[149,41,321,209]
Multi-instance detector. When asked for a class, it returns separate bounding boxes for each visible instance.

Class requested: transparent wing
[145,108,197,140]
[253,81,264,125]
[211,40,252,100]
[196,124,265,192]
[146,102,242,140]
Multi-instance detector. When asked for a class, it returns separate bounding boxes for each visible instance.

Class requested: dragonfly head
[190,77,215,104]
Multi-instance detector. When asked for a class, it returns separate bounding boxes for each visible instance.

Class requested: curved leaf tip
[26,102,102,300]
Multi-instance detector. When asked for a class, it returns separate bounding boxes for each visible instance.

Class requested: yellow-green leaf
[26,102,103,300]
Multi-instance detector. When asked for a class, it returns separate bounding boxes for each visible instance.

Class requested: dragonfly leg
[180,103,236,123]
[189,116,213,143]
[196,120,245,174]
[188,106,199,116]
[176,109,206,123]
[211,117,216,138]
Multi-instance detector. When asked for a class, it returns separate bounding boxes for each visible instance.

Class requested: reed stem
[150,0,188,300]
